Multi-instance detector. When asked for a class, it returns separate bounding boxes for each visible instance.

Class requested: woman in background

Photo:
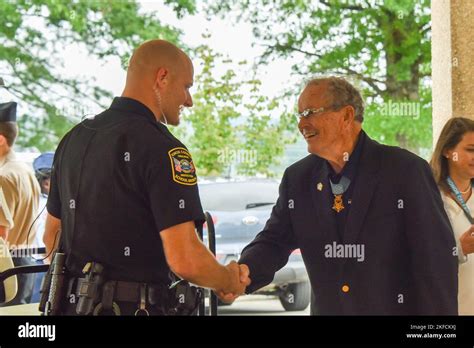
[431,117,474,315]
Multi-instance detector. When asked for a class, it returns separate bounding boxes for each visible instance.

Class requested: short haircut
[0,122,18,147]
[306,76,365,123]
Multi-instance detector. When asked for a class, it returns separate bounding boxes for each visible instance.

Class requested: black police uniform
[47,97,205,315]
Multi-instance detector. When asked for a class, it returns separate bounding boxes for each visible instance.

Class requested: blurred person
[431,117,474,315]
[33,151,54,248]
[0,101,41,305]
[29,151,54,303]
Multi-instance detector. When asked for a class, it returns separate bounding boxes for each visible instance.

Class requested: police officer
[42,40,250,315]
[0,101,41,305]
[29,152,54,303]
[33,152,54,247]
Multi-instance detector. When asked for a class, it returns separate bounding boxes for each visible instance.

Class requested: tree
[206,0,432,154]
[170,41,296,177]
[0,0,195,151]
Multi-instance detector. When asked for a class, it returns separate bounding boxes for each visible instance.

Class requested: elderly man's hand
[214,263,251,304]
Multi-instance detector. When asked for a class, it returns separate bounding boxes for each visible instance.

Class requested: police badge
[168,147,197,185]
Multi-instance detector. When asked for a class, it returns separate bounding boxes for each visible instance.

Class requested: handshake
[214,261,251,304]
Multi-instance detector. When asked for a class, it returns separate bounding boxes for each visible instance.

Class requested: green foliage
[170,43,296,177]
[0,0,294,177]
[0,0,192,151]
[206,0,432,153]
[164,0,196,18]
[363,86,432,157]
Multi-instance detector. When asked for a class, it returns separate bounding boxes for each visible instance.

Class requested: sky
[0,0,308,167]
[54,0,300,117]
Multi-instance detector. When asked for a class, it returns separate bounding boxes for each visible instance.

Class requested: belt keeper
[134,283,149,316]
[139,283,147,310]
[101,281,116,311]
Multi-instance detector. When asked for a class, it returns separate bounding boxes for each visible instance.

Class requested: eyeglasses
[296,105,345,120]
[296,107,334,121]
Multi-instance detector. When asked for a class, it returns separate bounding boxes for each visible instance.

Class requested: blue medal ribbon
[329,176,351,195]
[329,176,351,213]
[446,176,474,224]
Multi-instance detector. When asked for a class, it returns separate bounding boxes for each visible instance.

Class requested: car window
[199,182,279,211]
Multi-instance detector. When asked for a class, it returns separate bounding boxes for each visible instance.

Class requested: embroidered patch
[168,147,197,185]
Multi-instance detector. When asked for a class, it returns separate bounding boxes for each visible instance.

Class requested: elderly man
[231,77,458,315]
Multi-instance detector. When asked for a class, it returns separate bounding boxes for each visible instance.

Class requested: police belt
[67,277,169,315]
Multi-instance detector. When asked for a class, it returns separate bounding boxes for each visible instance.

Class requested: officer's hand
[215,290,239,304]
[460,226,474,255]
[214,263,251,304]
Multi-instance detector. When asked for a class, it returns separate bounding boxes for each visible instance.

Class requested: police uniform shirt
[47,97,205,284]
[325,130,365,239]
[0,150,41,247]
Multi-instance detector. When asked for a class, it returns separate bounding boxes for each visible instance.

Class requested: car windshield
[199,181,279,212]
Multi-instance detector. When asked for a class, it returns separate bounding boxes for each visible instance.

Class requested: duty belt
[67,277,169,315]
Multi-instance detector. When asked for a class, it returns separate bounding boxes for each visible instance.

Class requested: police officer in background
[43,40,250,315]
[33,151,54,247]
[30,152,54,303]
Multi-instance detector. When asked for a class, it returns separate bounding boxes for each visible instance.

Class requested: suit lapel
[342,136,382,245]
[310,158,339,242]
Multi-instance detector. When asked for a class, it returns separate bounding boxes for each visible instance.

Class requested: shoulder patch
[168,147,198,186]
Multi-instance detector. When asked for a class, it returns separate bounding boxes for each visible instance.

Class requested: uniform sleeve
[0,185,14,229]
[46,167,61,219]
[239,170,298,293]
[46,137,67,219]
[404,158,458,315]
[147,146,205,233]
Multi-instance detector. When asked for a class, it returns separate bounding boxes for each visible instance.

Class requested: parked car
[199,180,310,311]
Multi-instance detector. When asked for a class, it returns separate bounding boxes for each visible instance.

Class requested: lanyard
[446,176,474,224]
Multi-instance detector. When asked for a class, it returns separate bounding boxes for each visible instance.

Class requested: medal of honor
[332,194,345,213]
[329,176,350,213]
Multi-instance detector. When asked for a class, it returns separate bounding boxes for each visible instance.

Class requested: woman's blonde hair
[430,117,474,193]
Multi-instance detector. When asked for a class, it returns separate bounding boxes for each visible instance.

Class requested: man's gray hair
[306,76,365,123]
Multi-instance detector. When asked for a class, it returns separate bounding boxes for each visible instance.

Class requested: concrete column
[450,0,474,118]
[431,0,453,146]
[432,0,474,146]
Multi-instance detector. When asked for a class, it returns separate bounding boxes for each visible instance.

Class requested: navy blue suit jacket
[239,135,458,315]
